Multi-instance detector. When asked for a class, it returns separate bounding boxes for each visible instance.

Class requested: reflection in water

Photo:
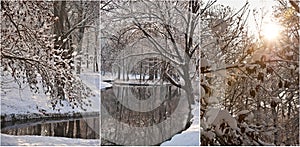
[101,85,190,145]
[1,117,99,139]
[1,85,191,145]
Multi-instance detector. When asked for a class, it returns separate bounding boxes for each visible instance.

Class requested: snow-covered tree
[1,1,94,110]
[52,1,100,74]
[201,0,299,145]
[101,0,202,112]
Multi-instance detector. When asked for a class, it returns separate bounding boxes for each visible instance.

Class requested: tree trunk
[67,121,74,138]
[271,102,278,145]
[148,58,154,80]
[94,22,99,72]
[53,1,66,42]
[53,1,67,100]
[181,62,194,125]
[86,37,89,70]
[76,1,85,74]
[182,61,195,106]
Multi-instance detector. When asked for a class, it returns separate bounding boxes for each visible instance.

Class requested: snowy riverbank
[1,73,111,120]
[0,73,109,145]
[1,72,200,146]
[1,103,200,146]
[160,102,200,146]
[1,133,100,146]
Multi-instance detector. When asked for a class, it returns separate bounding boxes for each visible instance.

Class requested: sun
[261,23,282,41]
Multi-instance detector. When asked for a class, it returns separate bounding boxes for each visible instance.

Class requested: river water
[101,84,190,145]
[1,116,99,139]
[1,84,190,145]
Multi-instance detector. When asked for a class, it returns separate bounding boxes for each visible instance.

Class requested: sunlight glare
[261,23,282,41]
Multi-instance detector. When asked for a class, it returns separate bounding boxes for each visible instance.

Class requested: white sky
[214,0,278,36]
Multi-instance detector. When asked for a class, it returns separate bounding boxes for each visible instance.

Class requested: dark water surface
[1,84,190,145]
[101,84,190,145]
[1,116,99,139]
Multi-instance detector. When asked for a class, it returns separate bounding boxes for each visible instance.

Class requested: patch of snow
[245,126,255,133]
[257,138,275,146]
[245,112,254,122]
[100,72,116,81]
[161,102,199,146]
[202,130,215,140]
[1,73,112,116]
[201,58,210,67]
[212,109,238,131]
[248,64,256,70]
[113,79,171,86]
[200,85,206,97]
[205,107,220,125]
[272,97,281,103]
[288,64,295,70]
[205,97,219,105]
[201,118,209,130]
[0,133,100,146]
[237,110,250,115]
[100,82,112,89]
[204,108,239,136]
[285,51,293,56]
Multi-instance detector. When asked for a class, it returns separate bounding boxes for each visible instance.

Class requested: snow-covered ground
[0,133,100,146]
[161,102,200,146]
[1,72,111,146]
[1,73,111,115]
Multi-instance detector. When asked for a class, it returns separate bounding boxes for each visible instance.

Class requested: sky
[214,0,278,36]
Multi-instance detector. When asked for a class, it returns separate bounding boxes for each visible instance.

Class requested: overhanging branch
[201,59,298,74]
